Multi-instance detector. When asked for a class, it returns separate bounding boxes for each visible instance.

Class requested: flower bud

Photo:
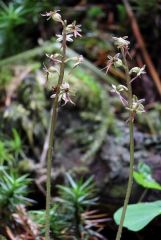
[117,85,128,92]
[114,58,123,68]
[41,10,62,22]
[52,12,62,22]
[112,36,130,49]
[129,65,146,76]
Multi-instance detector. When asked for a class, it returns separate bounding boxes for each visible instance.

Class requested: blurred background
[0,0,161,239]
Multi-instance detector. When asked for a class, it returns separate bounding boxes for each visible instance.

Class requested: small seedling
[0,168,32,220]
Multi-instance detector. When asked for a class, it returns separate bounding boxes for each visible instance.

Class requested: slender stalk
[138,189,148,203]
[75,203,81,239]
[45,28,67,240]
[115,48,134,240]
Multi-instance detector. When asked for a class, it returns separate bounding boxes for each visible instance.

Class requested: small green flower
[111,84,128,94]
[126,95,145,113]
[114,58,123,68]
[111,84,128,106]
[129,65,146,76]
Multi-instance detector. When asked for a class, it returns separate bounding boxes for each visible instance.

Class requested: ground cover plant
[31,173,108,239]
[114,163,161,232]
[0,1,161,240]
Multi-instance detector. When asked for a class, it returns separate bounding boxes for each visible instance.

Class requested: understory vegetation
[0,1,161,240]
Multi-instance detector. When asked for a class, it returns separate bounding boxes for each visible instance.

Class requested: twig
[123,0,161,96]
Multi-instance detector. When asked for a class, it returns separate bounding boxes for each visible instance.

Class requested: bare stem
[115,48,134,240]
[74,203,81,239]
[45,28,67,240]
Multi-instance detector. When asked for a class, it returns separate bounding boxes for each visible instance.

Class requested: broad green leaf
[133,172,161,190]
[114,201,161,231]
[133,162,161,190]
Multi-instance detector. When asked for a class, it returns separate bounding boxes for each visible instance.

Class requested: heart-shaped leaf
[114,201,161,231]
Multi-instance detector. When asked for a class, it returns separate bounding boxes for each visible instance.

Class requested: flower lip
[66,34,74,42]
[56,34,63,42]
[56,34,73,42]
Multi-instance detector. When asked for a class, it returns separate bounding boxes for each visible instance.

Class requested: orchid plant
[41,10,83,240]
[103,36,146,240]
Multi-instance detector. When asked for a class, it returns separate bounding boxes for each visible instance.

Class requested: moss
[70,67,102,110]
[0,67,13,89]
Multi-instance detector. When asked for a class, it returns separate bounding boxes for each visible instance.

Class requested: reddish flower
[102,53,120,73]
[66,21,82,38]
[50,82,74,105]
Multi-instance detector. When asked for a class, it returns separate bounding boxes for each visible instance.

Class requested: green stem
[75,203,81,239]
[138,189,148,203]
[115,48,134,240]
[45,29,67,240]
